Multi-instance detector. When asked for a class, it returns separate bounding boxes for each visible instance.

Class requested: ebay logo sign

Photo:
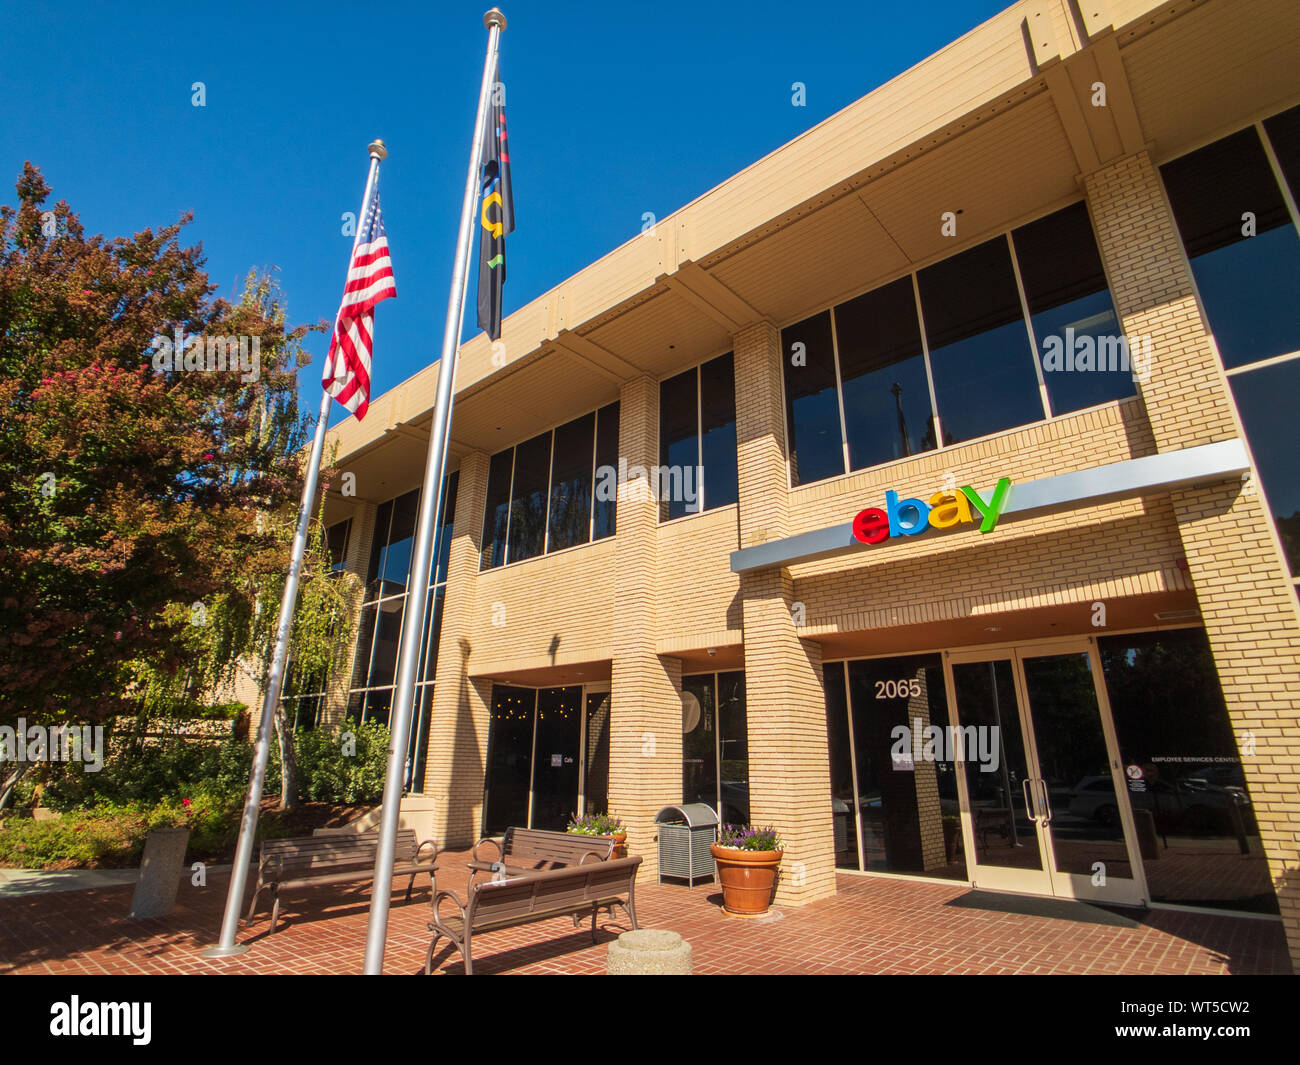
[852,478,1012,544]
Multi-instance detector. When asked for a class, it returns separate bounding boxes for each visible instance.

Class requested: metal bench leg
[405,873,416,901]
[269,889,282,934]
[590,904,599,943]
[462,928,473,976]
[424,932,441,975]
[244,882,264,926]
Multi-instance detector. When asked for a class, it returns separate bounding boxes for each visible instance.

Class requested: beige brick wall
[1087,150,1300,965]
[470,539,616,676]
[734,320,837,906]
[608,376,684,876]
[425,454,492,846]
[311,154,1297,948]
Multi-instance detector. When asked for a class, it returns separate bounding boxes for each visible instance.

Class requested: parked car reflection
[1067,772,1256,834]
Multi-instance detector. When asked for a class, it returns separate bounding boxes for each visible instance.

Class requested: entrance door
[944,640,1145,905]
[529,687,582,830]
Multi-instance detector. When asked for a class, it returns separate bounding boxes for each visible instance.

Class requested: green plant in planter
[717,824,784,851]
[566,812,625,836]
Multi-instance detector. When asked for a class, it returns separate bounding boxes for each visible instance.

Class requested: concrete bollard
[606,929,692,974]
[129,827,190,919]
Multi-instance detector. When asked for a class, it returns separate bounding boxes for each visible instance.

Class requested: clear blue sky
[2,0,1008,426]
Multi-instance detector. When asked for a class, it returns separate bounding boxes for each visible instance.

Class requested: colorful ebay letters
[852,478,1012,545]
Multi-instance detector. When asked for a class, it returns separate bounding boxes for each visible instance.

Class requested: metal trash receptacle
[655,804,718,887]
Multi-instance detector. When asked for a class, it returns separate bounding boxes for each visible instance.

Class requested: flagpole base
[201,943,251,959]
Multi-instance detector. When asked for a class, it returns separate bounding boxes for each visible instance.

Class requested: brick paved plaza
[1,849,1290,976]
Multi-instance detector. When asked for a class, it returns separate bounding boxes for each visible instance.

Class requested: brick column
[1086,152,1300,962]
[734,320,837,906]
[608,375,682,877]
[425,452,494,847]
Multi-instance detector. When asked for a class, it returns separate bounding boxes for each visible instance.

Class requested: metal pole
[361,8,505,975]
[202,140,388,959]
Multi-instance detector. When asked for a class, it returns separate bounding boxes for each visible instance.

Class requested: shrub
[295,721,389,805]
[0,791,244,869]
[717,824,784,851]
[566,812,625,836]
[35,732,263,812]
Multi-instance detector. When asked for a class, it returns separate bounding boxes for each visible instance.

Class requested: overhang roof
[322,0,1300,511]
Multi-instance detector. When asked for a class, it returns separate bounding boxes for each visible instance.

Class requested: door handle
[1022,778,1038,823]
[1037,779,1053,824]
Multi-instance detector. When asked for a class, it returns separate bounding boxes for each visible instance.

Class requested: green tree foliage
[0,163,320,725]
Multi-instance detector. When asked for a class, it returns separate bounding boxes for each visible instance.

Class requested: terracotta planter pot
[710,843,783,915]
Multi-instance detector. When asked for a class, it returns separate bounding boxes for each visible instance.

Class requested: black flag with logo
[476,69,514,341]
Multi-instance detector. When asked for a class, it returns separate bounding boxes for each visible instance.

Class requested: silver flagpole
[361,7,505,975]
[203,139,389,959]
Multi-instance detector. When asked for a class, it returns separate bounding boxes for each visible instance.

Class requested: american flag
[323,183,396,420]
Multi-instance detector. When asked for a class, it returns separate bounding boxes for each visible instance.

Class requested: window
[1011,201,1132,415]
[781,202,1122,486]
[346,470,458,792]
[681,671,749,823]
[593,402,619,540]
[836,276,936,468]
[548,412,595,552]
[506,432,550,564]
[1163,105,1300,594]
[659,367,698,521]
[1230,361,1300,574]
[782,313,844,485]
[657,352,737,520]
[918,235,1044,445]
[480,403,618,569]
[325,518,351,573]
[1100,629,1276,913]
[1162,123,1300,369]
[700,353,739,511]
[825,655,965,879]
[283,518,354,731]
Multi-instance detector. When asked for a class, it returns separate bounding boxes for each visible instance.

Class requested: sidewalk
[1,848,1291,975]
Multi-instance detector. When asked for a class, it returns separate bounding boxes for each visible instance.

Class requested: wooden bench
[425,855,642,975]
[246,829,438,933]
[467,826,616,886]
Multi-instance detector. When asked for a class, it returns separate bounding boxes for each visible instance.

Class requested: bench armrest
[430,887,468,930]
[471,836,503,864]
[577,850,606,865]
[414,839,440,865]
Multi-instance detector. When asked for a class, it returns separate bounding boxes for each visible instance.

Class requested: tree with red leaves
[0,163,321,727]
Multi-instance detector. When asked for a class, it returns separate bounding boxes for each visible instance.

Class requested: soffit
[815,589,1199,659]
[1120,0,1300,160]
[704,89,1080,325]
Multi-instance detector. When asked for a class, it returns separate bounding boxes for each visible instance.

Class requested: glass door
[944,640,1146,905]
[946,654,1052,895]
[529,687,582,830]
[1019,645,1143,904]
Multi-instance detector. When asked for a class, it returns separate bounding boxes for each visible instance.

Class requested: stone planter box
[129,827,190,919]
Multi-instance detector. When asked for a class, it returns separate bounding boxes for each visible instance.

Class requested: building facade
[305,0,1300,963]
